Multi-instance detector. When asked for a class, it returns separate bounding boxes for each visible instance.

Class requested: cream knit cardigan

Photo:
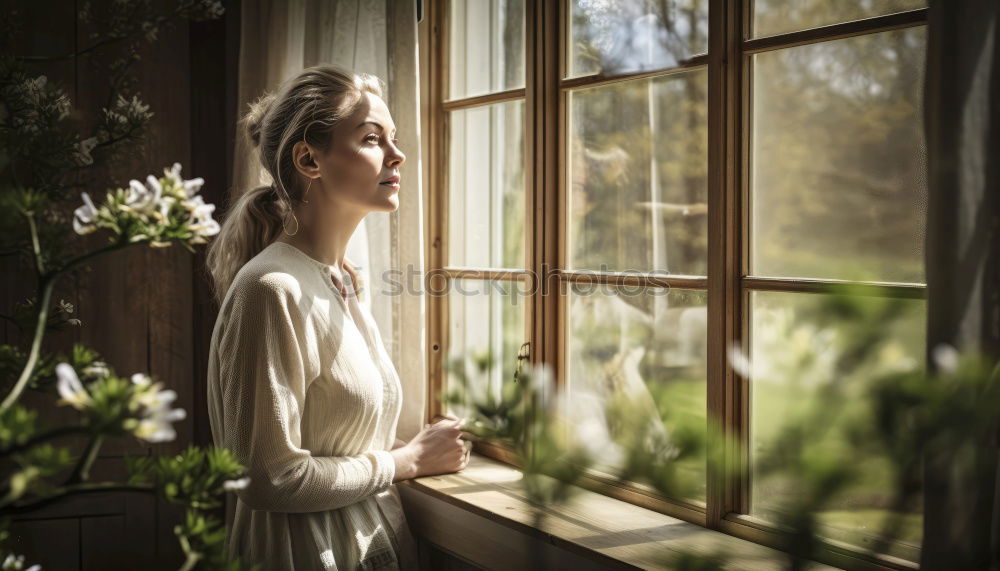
[207,241,417,570]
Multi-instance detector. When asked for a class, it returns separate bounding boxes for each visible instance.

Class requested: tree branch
[25,211,44,278]
[0,277,54,414]
[15,36,125,62]
[0,425,90,457]
[64,434,105,485]
[1,238,138,414]
[0,481,155,515]
[56,239,137,276]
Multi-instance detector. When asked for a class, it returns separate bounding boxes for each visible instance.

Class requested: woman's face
[310,92,405,213]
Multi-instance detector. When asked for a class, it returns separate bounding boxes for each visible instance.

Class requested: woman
[205,64,468,570]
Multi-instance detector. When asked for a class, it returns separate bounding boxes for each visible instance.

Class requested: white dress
[207,241,418,570]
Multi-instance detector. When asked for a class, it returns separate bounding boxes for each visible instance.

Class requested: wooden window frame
[424,2,928,569]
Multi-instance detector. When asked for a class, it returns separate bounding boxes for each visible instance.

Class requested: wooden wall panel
[191,0,239,451]
[1,0,235,568]
[7,518,80,570]
[73,0,153,458]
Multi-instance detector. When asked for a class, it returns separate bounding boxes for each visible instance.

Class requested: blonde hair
[206,64,385,304]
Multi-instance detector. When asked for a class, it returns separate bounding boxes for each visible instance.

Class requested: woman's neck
[275,202,366,269]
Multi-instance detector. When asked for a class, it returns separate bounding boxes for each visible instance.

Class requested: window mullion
[706,0,748,528]
[427,0,449,424]
[525,0,561,384]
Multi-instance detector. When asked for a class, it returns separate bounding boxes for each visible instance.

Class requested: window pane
[749,291,925,560]
[449,101,525,269]
[449,0,525,99]
[752,0,926,38]
[567,285,707,501]
[446,279,527,415]
[568,0,708,78]
[568,69,708,275]
[750,27,927,283]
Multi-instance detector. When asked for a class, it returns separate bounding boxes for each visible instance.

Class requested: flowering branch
[14,0,225,64]
[0,3,256,567]
[1,162,219,415]
[0,164,232,568]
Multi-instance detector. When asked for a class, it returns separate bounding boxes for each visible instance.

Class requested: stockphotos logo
[346,263,674,302]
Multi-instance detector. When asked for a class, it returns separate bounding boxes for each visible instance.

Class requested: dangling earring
[282,210,300,236]
[282,178,314,236]
[301,178,313,204]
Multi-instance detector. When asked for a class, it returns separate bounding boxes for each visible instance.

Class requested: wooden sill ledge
[397,453,836,570]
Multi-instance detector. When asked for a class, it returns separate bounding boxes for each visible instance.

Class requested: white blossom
[164,162,204,197]
[73,136,99,166]
[184,194,220,243]
[130,377,186,443]
[82,360,111,379]
[133,404,186,443]
[727,342,753,379]
[932,343,960,374]
[55,363,92,411]
[222,477,251,492]
[575,411,615,459]
[104,94,152,127]
[130,372,152,388]
[134,385,177,411]
[72,192,99,235]
[141,20,158,42]
[183,177,205,197]
[124,176,162,215]
[8,75,71,134]
[2,552,41,571]
[155,194,176,221]
[72,163,217,247]
[518,362,555,410]
[163,162,183,187]
[198,0,225,18]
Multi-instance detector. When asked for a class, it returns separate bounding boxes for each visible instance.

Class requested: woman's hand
[390,418,469,481]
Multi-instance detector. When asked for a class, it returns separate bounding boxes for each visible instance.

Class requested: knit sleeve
[215,275,396,513]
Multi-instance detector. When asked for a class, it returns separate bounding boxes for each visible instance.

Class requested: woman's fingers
[458,443,471,470]
[427,417,465,433]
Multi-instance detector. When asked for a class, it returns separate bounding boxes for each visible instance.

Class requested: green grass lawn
[647,375,922,559]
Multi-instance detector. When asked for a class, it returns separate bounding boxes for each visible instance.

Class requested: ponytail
[204,183,284,304]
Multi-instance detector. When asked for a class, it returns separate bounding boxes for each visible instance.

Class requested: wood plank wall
[0,1,237,568]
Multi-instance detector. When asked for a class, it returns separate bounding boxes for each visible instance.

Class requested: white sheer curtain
[232,0,427,441]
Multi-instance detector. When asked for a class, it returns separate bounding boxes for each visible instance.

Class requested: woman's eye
[365,134,401,150]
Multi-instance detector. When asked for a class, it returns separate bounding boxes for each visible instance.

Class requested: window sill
[397,453,835,570]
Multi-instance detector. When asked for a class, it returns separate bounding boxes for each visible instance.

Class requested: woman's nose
[387,146,405,167]
[389,151,406,166]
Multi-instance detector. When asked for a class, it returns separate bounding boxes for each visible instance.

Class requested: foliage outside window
[432,0,933,566]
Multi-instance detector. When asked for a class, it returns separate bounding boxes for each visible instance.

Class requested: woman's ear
[293,141,319,176]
